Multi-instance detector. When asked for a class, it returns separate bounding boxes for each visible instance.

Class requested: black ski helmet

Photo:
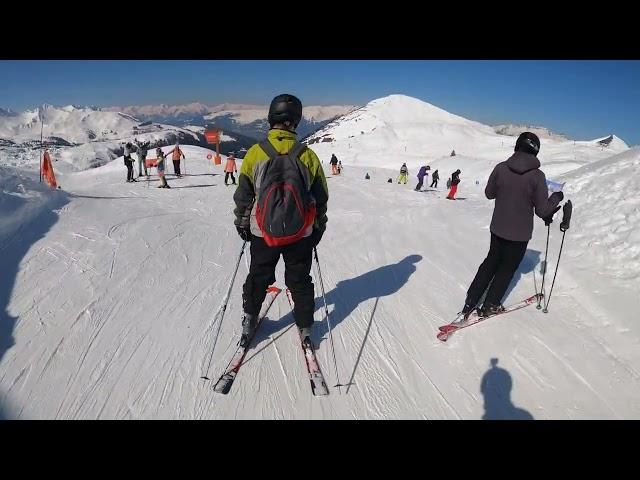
[515,132,540,156]
[268,94,303,129]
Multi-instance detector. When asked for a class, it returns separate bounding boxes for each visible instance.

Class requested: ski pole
[201,240,247,381]
[313,247,342,393]
[543,201,572,313]
[537,225,551,309]
[39,114,44,183]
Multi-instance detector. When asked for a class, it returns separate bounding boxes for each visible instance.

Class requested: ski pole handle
[560,200,572,232]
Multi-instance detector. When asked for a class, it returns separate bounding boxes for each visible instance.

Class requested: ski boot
[478,302,506,317]
[299,326,313,350]
[239,313,258,348]
[452,303,476,326]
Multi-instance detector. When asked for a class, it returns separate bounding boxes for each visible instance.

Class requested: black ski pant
[415,178,424,190]
[430,179,438,188]
[225,172,236,184]
[466,233,528,307]
[173,160,181,176]
[124,158,134,181]
[243,235,315,329]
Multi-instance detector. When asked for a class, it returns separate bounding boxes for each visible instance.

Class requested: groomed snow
[1,139,639,419]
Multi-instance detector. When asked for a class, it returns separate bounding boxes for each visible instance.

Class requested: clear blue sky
[1,60,639,145]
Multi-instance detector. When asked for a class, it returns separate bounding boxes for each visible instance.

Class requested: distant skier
[233,94,328,349]
[446,177,451,189]
[365,173,371,180]
[414,165,430,191]
[330,153,339,175]
[447,169,461,199]
[123,142,137,183]
[135,139,149,177]
[398,163,408,184]
[155,148,171,189]
[430,169,439,188]
[224,152,238,185]
[450,149,456,157]
[167,141,185,177]
[337,160,342,174]
[459,132,563,319]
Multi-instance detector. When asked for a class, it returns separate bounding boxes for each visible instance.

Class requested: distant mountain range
[103,103,357,139]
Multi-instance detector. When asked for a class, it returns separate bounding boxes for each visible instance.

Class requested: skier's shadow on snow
[68,193,140,200]
[0,190,69,419]
[481,358,533,420]
[170,184,217,189]
[253,254,422,350]
[503,249,541,303]
[0,395,14,420]
[311,254,423,347]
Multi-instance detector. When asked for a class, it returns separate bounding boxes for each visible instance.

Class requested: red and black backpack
[255,140,316,247]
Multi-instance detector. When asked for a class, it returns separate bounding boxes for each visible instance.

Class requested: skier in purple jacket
[414,165,430,191]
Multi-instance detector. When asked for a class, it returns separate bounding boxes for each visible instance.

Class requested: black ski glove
[549,191,564,203]
[543,206,562,226]
[310,228,324,247]
[236,225,252,242]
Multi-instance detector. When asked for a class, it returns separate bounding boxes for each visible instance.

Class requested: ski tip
[200,376,210,381]
[438,325,458,334]
[213,379,233,394]
[266,286,282,294]
[436,332,450,342]
[311,380,330,396]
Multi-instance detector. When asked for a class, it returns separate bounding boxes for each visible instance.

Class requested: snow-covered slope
[307,95,629,182]
[560,147,640,289]
[0,166,66,245]
[1,140,639,419]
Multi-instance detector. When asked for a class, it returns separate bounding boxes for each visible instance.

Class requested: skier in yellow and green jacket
[233,94,328,349]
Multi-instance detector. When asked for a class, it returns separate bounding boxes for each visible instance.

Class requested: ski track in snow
[1,146,639,419]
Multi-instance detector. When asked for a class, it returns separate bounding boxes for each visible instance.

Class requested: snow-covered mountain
[0,104,142,144]
[0,105,206,172]
[104,103,357,139]
[305,95,629,182]
[493,124,569,141]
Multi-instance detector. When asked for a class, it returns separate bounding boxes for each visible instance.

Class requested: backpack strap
[259,139,307,160]
[259,140,280,160]
[288,141,307,160]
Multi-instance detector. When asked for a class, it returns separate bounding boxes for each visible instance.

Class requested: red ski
[437,294,543,342]
[213,286,282,394]
[285,289,329,396]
